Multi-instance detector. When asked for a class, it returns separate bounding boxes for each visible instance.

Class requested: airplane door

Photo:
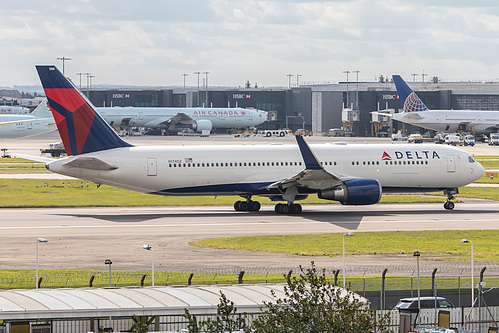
[447,155,455,173]
[27,122,32,130]
[147,157,157,176]
[139,112,144,120]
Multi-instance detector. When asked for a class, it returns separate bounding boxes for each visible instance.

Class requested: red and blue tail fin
[35,65,132,156]
[392,75,429,113]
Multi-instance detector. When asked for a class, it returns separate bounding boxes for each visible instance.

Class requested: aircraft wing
[143,112,195,129]
[266,136,352,191]
[0,117,54,126]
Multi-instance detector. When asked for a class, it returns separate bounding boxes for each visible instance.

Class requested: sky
[2,0,499,88]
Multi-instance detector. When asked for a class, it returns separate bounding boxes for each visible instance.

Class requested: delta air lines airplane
[18,66,484,214]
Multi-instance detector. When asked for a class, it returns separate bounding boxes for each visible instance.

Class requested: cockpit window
[468,155,476,163]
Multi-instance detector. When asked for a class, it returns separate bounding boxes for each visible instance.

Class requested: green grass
[190,230,499,262]
[1,269,496,290]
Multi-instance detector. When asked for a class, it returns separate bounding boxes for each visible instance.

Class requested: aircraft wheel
[234,201,242,211]
[248,201,261,212]
[290,203,302,214]
[238,201,249,211]
[280,204,291,214]
[274,203,283,214]
[444,201,455,210]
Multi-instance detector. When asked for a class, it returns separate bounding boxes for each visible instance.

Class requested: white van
[444,134,463,146]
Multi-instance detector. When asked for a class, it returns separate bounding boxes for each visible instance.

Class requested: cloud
[1,0,499,86]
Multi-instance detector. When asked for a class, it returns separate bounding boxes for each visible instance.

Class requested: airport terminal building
[86,78,499,137]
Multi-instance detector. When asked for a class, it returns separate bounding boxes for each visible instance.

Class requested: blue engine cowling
[318,178,382,205]
[192,119,213,133]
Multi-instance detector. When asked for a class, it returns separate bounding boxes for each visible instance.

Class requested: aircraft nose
[473,162,485,181]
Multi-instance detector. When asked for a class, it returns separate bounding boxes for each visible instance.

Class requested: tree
[184,262,390,333]
[184,292,250,333]
[251,263,391,332]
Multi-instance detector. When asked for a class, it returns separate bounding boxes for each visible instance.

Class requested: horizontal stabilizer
[63,157,118,170]
[10,153,55,164]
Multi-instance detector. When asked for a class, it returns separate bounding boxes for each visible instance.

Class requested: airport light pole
[76,72,83,90]
[343,71,350,108]
[203,72,210,107]
[413,251,421,325]
[296,74,302,87]
[411,73,418,82]
[287,74,293,88]
[104,259,112,287]
[182,73,188,88]
[57,57,71,74]
[85,73,91,97]
[36,238,48,289]
[461,239,474,304]
[143,245,154,286]
[353,70,360,109]
[342,232,354,289]
[194,71,201,106]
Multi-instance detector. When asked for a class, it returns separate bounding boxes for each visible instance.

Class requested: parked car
[391,132,407,141]
[394,297,454,312]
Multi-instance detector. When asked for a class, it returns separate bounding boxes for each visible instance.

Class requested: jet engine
[318,178,382,205]
[191,119,213,133]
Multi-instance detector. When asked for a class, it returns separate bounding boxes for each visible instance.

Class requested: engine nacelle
[191,119,213,133]
[318,178,382,205]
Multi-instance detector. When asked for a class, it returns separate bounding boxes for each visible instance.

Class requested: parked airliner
[95,106,265,134]
[0,99,56,138]
[18,65,484,214]
[389,75,499,135]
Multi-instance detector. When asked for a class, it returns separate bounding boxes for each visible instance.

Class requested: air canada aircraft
[385,75,499,135]
[0,99,56,138]
[95,106,265,134]
[17,65,484,214]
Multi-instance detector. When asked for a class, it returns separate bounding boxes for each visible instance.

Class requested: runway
[1,202,498,276]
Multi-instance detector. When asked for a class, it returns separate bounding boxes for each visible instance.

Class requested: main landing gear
[443,188,458,210]
[274,203,302,215]
[234,199,261,212]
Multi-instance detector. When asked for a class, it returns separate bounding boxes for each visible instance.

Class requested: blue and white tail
[31,98,52,118]
[35,65,132,156]
[392,75,429,113]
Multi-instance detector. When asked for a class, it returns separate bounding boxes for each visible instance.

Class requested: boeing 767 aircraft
[16,65,484,214]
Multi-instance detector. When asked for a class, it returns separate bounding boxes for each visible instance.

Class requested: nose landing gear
[443,188,458,210]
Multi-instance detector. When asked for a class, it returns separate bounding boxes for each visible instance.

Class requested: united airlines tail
[35,65,132,156]
[392,75,429,113]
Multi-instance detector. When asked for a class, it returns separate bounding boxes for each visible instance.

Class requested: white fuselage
[393,110,499,134]
[46,143,484,197]
[95,107,265,129]
[0,115,56,138]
